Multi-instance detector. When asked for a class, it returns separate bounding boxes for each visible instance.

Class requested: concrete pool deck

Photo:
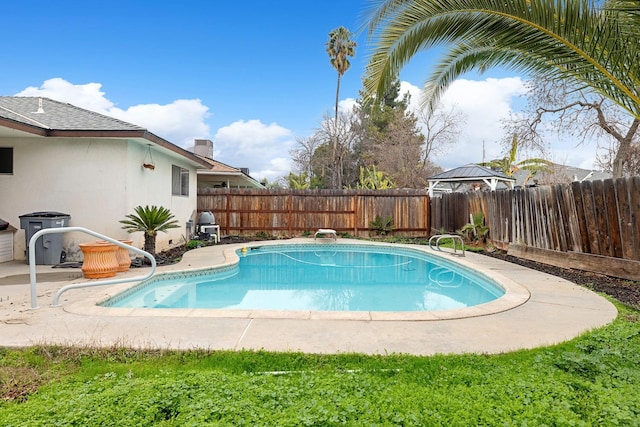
[0,239,617,355]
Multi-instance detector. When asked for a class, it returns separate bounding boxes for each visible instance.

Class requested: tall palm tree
[120,205,180,256]
[326,26,356,188]
[364,0,640,120]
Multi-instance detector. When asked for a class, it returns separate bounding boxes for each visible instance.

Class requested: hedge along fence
[197,188,431,238]
[431,177,640,280]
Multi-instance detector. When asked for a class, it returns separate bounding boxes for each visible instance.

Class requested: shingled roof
[0,96,208,167]
[0,96,145,131]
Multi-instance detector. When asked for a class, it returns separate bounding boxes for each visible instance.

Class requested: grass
[1,303,639,425]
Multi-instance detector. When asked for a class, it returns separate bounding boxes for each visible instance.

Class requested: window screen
[172,165,189,196]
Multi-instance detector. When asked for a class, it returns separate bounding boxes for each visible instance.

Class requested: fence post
[225,189,230,236]
[288,192,293,237]
[353,193,359,236]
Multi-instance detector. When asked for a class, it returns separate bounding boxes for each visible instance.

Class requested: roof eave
[2,124,210,169]
[0,117,48,136]
[141,131,210,168]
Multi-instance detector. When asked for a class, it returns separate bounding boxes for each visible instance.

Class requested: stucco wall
[0,135,198,262]
[126,142,199,253]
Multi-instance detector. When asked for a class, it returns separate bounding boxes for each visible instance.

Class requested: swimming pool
[102,243,505,312]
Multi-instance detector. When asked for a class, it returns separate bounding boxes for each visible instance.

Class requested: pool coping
[66,240,532,321]
[0,238,618,355]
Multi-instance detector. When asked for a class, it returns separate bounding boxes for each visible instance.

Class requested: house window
[0,147,13,174]
[172,165,189,196]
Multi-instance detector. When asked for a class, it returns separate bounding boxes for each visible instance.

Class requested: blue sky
[2,1,598,181]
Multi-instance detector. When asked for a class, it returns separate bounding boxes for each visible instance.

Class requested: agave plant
[120,205,180,256]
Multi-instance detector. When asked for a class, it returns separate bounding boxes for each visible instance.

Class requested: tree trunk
[144,233,156,256]
[613,118,640,178]
[332,73,342,189]
[594,109,639,178]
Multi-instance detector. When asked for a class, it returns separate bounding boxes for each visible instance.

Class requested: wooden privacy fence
[197,188,431,238]
[431,177,640,280]
[197,179,640,279]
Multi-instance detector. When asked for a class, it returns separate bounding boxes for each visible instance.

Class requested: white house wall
[126,142,199,252]
[0,135,198,262]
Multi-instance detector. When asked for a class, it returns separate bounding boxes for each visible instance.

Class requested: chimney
[194,139,213,159]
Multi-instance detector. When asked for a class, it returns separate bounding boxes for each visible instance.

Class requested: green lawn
[1,302,639,426]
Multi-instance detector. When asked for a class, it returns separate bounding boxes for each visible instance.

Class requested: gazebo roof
[427,164,515,196]
[429,164,512,181]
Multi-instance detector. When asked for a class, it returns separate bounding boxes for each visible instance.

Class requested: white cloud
[16,77,114,112]
[108,100,210,147]
[256,157,292,183]
[401,78,530,169]
[16,78,296,182]
[213,120,295,182]
[338,98,357,113]
[17,75,596,185]
[399,77,603,171]
[14,78,210,148]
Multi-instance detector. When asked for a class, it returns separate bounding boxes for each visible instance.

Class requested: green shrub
[185,239,205,250]
[369,215,394,236]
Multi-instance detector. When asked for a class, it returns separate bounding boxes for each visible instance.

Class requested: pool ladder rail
[27,226,156,309]
[428,234,465,256]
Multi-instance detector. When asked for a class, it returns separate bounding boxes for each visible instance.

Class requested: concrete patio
[0,239,618,355]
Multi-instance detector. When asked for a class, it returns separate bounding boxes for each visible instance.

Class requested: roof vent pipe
[34,98,45,114]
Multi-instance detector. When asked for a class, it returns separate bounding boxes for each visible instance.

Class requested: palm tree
[120,205,180,256]
[480,134,552,185]
[364,0,640,120]
[326,26,356,188]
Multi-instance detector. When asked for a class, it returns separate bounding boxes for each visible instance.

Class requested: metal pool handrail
[428,234,465,256]
[27,226,156,309]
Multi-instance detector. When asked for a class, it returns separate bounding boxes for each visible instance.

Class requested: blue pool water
[103,244,505,312]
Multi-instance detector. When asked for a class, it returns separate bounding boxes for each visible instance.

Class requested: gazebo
[427,164,515,197]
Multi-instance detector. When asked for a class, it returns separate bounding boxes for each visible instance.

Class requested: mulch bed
[482,251,640,309]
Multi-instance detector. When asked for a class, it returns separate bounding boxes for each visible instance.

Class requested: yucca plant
[120,205,180,256]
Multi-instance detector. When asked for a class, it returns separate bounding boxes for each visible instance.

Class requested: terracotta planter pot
[116,239,133,272]
[79,242,118,279]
